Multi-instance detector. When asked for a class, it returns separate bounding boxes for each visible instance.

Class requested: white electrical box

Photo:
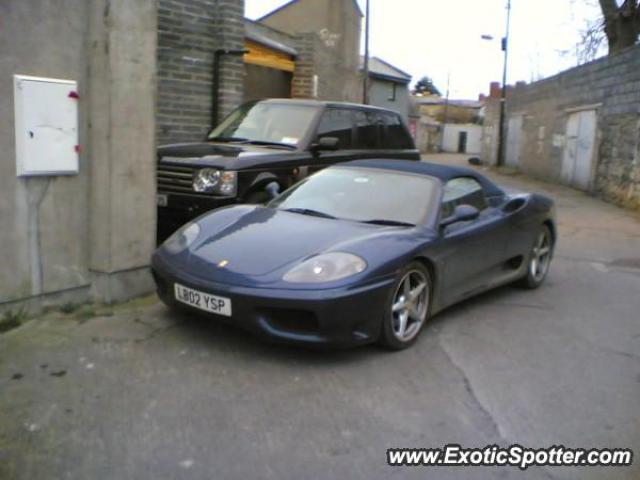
[14,75,79,176]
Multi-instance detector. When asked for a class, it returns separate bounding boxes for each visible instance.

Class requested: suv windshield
[270,167,438,226]
[208,102,319,148]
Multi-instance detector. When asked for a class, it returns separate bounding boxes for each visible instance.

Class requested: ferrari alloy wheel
[379,262,432,350]
[519,225,553,289]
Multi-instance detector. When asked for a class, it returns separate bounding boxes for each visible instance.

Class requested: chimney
[489,81,501,98]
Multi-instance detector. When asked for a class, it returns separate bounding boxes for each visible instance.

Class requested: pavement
[1,154,639,480]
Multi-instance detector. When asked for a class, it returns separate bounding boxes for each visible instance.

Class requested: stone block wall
[484,45,640,209]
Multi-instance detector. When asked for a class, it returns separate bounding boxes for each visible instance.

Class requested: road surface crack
[437,336,506,443]
[437,336,558,479]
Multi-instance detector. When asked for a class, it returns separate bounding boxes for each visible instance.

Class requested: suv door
[380,112,419,157]
[438,177,510,305]
[353,110,383,158]
[307,107,357,176]
[352,110,420,161]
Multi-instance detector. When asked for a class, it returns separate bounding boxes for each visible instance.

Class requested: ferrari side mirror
[440,204,480,229]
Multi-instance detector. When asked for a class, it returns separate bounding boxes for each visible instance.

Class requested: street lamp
[362,0,370,104]
[497,0,512,167]
[481,0,512,166]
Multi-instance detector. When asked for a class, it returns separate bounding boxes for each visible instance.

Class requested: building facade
[482,46,640,210]
[0,0,157,311]
[258,0,363,103]
[414,96,484,154]
[363,56,412,121]
[157,0,246,145]
[156,0,373,147]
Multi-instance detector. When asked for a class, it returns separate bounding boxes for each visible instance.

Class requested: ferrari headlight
[283,252,367,283]
[193,169,237,196]
[163,222,200,254]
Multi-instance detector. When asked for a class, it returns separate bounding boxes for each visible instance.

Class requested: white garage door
[562,110,597,190]
[505,115,523,168]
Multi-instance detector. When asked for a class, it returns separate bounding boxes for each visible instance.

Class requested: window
[388,83,397,101]
[354,110,382,149]
[441,177,488,218]
[271,167,438,225]
[380,112,414,149]
[208,101,319,147]
[315,108,353,149]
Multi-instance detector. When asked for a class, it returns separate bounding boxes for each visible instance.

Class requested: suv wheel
[246,190,271,205]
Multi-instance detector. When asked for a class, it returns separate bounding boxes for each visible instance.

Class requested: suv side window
[354,110,382,149]
[441,177,488,218]
[315,108,354,149]
[380,112,414,149]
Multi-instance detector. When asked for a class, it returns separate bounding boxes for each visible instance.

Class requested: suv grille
[157,164,198,194]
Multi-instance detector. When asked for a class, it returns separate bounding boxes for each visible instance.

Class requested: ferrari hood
[191,207,382,275]
[163,206,425,288]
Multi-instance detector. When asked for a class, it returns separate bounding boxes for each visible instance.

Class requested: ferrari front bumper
[151,254,394,347]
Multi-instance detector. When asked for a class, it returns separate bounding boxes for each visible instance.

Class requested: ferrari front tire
[378,262,432,350]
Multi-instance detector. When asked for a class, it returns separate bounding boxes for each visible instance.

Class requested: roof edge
[257,0,364,22]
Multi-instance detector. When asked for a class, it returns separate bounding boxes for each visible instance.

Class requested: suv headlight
[283,252,367,283]
[163,222,200,254]
[193,169,237,196]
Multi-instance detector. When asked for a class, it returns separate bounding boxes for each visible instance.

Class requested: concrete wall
[0,0,157,310]
[483,45,640,209]
[480,97,500,166]
[261,0,362,102]
[442,124,483,154]
[157,0,245,145]
[368,77,410,121]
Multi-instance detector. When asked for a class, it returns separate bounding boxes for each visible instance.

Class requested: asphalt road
[1,154,639,480]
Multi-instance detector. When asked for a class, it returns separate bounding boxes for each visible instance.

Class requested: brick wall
[291,33,317,99]
[157,0,245,145]
[483,45,640,209]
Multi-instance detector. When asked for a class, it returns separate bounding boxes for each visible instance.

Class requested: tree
[570,0,640,64]
[598,0,640,54]
[412,76,441,96]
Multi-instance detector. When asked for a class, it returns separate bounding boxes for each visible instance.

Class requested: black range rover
[156,99,420,242]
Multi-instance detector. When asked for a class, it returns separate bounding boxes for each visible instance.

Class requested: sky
[245,0,604,99]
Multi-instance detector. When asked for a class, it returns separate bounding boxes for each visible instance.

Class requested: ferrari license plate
[174,283,232,317]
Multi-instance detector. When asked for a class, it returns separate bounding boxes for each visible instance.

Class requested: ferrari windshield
[208,102,319,147]
[270,167,439,225]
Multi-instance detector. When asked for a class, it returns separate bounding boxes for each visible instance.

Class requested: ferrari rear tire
[518,224,553,289]
[378,262,432,350]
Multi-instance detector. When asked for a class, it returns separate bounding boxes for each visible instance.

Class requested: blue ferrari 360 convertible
[152,160,556,350]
